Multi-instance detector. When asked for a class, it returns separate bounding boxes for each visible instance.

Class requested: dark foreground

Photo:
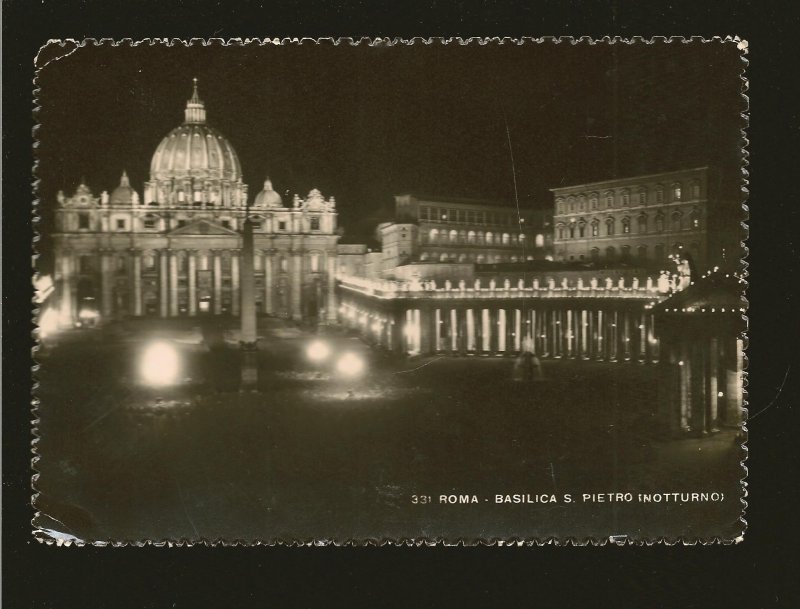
[33,318,744,543]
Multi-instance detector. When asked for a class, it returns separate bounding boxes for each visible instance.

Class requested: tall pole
[240,202,258,390]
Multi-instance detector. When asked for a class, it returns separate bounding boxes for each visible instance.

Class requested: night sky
[35,41,745,263]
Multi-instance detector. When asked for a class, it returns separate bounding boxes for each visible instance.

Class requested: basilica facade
[52,81,339,326]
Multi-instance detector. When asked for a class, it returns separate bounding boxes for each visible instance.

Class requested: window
[621,190,630,206]
[621,245,631,262]
[222,220,231,229]
[420,206,430,220]
[440,253,449,262]
[310,217,320,231]
[557,226,565,240]
[177,220,187,228]
[637,214,647,234]
[556,199,564,214]
[568,197,576,213]
[279,257,288,272]
[691,181,700,199]
[116,256,126,272]
[578,223,586,238]
[656,187,664,204]
[278,221,287,231]
[502,233,510,245]
[690,209,701,229]
[638,189,648,206]
[518,233,526,244]
[622,217,631,234]
[590,194,599,210]
[605,191,614,208]
[591,220,600,237]
[429,228,439,243]
[144,214,157,230]
[655,214,665,232]
[568,223,576,239]
[476,254,486,264]
[578,195,586,211]
[535,234,544,248]
[671,211,682,232]
[144,254,156,270]
[672,183,682,201]
[605,246,616,261]
[655,244,665,261]
[485,232,494,245]
[116,219,126,230]
[591,248,600,262]
[637,245,648,261]
[78,213,90,229]
[467,230,476,244]
[449,230,458,243]
[606,217,615,236]
[310,253,320,272]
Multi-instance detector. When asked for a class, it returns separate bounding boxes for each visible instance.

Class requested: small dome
[110,171,137,204]
[254,178,283,207]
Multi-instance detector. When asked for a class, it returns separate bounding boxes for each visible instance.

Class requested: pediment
[168,219,240,236]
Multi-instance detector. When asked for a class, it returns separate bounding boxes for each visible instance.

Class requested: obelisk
[240,204,258,390]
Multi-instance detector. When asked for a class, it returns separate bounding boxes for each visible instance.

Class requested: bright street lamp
[306,339,332,363]
[335,351,365,378]
[140,341,181,387]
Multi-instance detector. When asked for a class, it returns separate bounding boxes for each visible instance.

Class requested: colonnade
[339,299,660,363]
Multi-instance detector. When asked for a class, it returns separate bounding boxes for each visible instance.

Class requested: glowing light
[718,391,724,398]
[678,360,684,366]
[306,339,331,363]
[141,341,180,386]
[78,308,99,321]
[336,352,365,377]
[39,308,59,339]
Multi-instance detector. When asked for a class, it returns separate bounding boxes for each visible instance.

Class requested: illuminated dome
[254,178,283,207]
[110,171,137,204]
[149,79,242,182]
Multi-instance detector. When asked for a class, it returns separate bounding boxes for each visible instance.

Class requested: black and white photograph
[32,39,747,544]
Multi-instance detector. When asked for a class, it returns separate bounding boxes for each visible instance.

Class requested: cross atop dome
[184,78,206,125]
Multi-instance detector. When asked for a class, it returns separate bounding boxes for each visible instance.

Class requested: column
[159,249,169,318]
[231,251,240,316]
[131,249,143,316]
[679,343,692,432]
[638,312,647,362]
[169,250,179,317]
[481,308,491,353]
[596,310,605,360]
[100,249,114,319]
[552,309,562,358]
[290,249,302,321]
[566,309,574,358]
[622,311,632,361]
[580,310,589,359]
[466,308,476,352]
[187,250,197,316]
[263,250,274,315]
[496,309,506,353]
[609,311,618,361]
[706,337,719,431]
[513,309,522,352]
[212,250,222,315]
[326,253,337,323]
[434,309,443,352]
[59,249,74,326]
[419,307,432,354]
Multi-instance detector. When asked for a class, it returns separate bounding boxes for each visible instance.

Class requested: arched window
[690,180,700,199]
[429,228,439,243]
[449,229,458,243]
[591,219,600,237]
[143,213,159,230]
[420,252,430,261]
[518,233,526,244]
[557,225,565,240]
[310,253,321,272]
[510,255,519,263]
[606,217,615,236]
[637,245,648,261]
[672,182,682,201]
[459,230,467,243]
[671,211,682,232]
[440,253,449,262]
[637,214,647,234]
[621,245,631,262]
[568,196,576,213]
[458,253,468,262]
[467,230,476,244]
[476,254,486,264]
[655,186,664,204]
[535,234,545,248]
[690,208,701,229]
[556,198,564,214]
[621,190,631,206]
[144,253,156,270]
[622,217,631,234]
[638,188,648,206]
[502,233,510,245]
[655,213,665,232]
[605,246,617,261]
[590,193,599,210]
[591,248,600,262]
[280,257,288,273]
[568,223,576,239]
[476,231,484,245]
[605,191,615,208]
[485,231,494,245]
[578,195,587,211]
[578,221,586,238]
